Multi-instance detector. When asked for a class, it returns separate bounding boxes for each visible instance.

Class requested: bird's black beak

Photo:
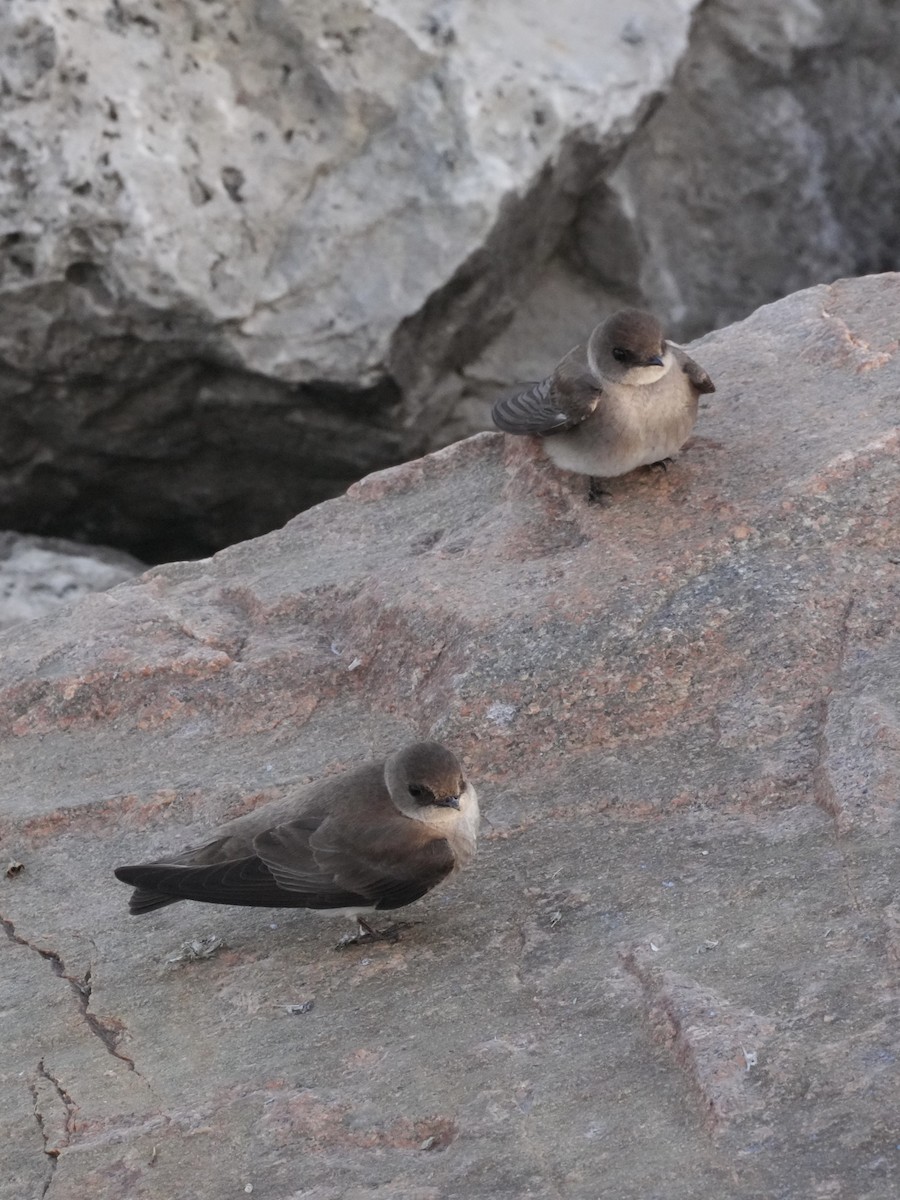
[436,794,461,810]
[645,355,664,367]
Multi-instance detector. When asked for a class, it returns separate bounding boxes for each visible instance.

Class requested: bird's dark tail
[127,888,183,915]
[115,864,184,915]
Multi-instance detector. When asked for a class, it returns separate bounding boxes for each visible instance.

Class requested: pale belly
[543,379,697,478]
[309,905,378,919]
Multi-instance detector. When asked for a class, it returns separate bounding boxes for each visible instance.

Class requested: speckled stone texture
[1,275,899,1198]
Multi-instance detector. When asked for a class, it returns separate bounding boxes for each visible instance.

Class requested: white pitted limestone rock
[0,0,698,383]
[0,534,144,629]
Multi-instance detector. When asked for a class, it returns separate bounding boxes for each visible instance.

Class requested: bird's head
[588,309,670,384]
[386,741,469,821]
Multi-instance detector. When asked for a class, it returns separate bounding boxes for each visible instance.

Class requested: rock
[455,0,900,428]
[2,1,898,558]
[579,0,900,339]
[1,275,898,1197]
[0,0,700,558]
[0,533,145,630]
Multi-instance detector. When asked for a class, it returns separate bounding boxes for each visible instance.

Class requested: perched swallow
[492,308,715,498]
[115,742,478,945]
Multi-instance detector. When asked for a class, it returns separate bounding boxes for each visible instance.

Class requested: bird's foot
[647,457,674,474]
[334,918,417,950]
[587,478,612,506]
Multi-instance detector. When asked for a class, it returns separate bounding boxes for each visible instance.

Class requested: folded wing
[491,342,601,436]
[257,817,456,911]
[115,813,456,914]
[492,378,573,434]
[674,347,716,394]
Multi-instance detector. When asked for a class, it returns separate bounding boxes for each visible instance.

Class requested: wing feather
[257,818,456,912]
[114,857,348,909]
[673,347,716,394]
[492,341,603,435]
[115,816,456,914]
[492,378,572,434]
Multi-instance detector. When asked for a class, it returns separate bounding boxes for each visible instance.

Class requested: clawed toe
[334,929,366,949]
[333,918,417,950]
[647,457,675,474]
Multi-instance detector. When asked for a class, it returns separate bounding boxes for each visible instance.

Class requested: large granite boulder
[1,275,898,1197]
[1,0,898,557]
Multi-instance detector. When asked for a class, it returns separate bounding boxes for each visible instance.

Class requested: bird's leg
[587,477,612,506]
[333,918,374,949]
[333,917,418,950]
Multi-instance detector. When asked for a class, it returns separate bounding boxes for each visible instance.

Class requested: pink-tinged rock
[1,276,899,1199]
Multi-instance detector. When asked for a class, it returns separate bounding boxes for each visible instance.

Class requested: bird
[114,741,479,947]
[491,308,715,500]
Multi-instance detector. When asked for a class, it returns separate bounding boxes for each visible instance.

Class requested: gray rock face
[0,533,144,629]
[1,0,898,557]
[581,0,900,338]
[1,275,899,1198]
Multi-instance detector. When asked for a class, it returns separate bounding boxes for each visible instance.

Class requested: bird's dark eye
[408,784,425,799]
[612,347,629,363]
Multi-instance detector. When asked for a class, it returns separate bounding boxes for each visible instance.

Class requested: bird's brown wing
[491,343,601,435]
[114,853,343,911]
[115,815,456,913]
[492,377,574,434]
[114,815,368,911]
[673,347,716,394]
[257,816,457,911]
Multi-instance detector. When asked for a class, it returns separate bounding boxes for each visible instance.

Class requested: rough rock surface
[456,0,900,426]
[0,0,700,558]
[2,0,898,557]
[588,0,900,339]
[1,275,899,1198]
[0,533,144,630]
